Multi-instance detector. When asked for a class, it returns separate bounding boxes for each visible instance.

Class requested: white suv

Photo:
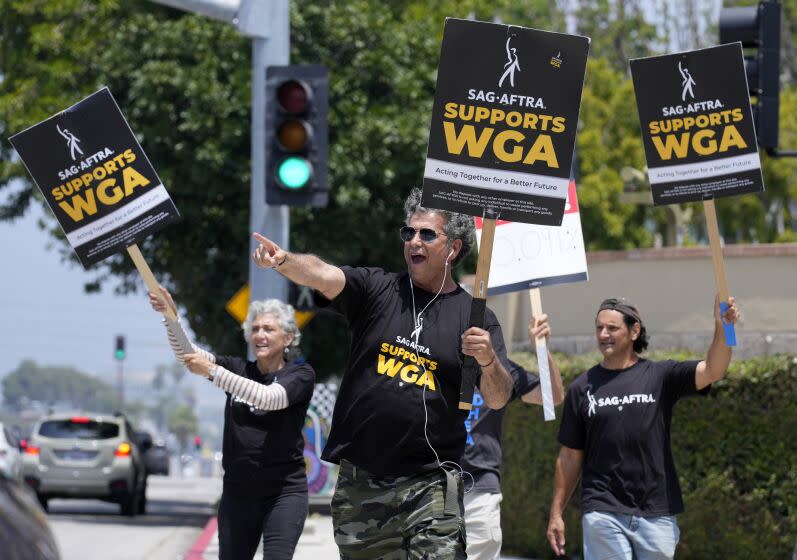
[22,412,148,516]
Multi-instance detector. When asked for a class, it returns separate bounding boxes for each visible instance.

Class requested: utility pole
[149,0,290,303]
[115,335,126,410]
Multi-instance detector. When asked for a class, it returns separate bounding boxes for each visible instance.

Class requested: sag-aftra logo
[587,390,657,417]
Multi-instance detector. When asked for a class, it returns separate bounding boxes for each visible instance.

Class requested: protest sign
[475,180,587,420]
[422,18,589,226]
[475,180,587,294]
[421,19,590,408]
[9,87,180,268]
[630,44,757,346]
[10,88,190,351]
[630,43,763,206]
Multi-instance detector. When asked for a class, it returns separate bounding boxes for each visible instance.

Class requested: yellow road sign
[225,284,250,324]
[226,284,315,329]
[296,310,314,329]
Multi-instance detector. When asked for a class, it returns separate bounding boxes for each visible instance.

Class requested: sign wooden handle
[126,244,176,320]
[529,288,555,421]
[126,244,193,354]
[703,200,736,347]
[459,217,497,410]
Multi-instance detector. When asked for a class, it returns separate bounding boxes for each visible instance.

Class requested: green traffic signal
[115,335,126,361]
[277,157,311,190]
[265,66,328,207]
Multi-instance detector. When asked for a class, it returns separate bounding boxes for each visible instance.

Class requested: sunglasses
[399,226,446,243]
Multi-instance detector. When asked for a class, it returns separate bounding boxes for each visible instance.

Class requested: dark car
[145,442,170,476]
[136,431,169,476]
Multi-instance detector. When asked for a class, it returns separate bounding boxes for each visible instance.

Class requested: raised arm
[149,286,214,365]
[252,232,345,300]
[521,313,565,406]
[149,285,292,411]
[695,295,740,391]
[547,445,584,557]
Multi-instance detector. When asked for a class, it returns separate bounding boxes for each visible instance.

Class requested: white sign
[475,180,588,294]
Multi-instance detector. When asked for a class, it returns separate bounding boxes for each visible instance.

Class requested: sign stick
[703,199,736,346]
[529,288,555,421]
[126,244,193,354]
[459,216,497,410]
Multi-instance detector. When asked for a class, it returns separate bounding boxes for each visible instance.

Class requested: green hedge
[500,352,797,559]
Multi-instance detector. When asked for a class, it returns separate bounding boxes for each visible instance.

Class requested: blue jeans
[582,511,680,560]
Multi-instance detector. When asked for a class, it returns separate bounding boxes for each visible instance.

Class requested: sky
[0,199,219,406]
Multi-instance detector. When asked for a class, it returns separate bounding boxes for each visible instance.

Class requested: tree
[168,359,186,387]
[571,0,660,74]
[152,365,167,392]
[167,404,198,453]
[576,57,653,249]
[1,0,794,374]
[2,359,120,412]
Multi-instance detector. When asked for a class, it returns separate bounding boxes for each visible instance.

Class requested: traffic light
[265,65,329,207]
[114,335,126,361]
[719,1,781,150]
[194,435,202,451]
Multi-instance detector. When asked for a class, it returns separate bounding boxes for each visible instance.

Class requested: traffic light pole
[251,5,291,305]
[149,0,291,308]
[118,360,124,411]
[720,1,797,158]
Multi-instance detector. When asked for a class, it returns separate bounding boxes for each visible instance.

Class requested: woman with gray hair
[149,286,315,560]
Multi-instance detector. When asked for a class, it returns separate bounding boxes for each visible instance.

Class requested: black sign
[630,44,764,205]
[421,18,589,225]
[9,88,180,268]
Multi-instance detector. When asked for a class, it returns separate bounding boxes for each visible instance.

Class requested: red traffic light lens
[277,120,311,152]
[277,80,310,114]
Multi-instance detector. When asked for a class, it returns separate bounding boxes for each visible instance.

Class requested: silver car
[22,412,147,516]
[0,423,22,481]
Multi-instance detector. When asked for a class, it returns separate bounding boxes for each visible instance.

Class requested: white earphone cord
[408,256,475,494]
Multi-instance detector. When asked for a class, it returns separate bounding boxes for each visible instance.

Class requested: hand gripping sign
[9,88,191,351]
[630,44,764,346]
[421,18,589,409]
[475,180,588,420]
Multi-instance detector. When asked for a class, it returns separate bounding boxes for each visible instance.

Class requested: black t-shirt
[321,266,509,477]
[558,358,705,516]
[215,357,315,497]
[461,360,540,493]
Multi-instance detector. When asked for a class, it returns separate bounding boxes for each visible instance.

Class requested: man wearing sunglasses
[547,296,740,560]
[252,187,513,559]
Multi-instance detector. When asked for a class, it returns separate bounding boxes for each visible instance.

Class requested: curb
[184,517,218,560]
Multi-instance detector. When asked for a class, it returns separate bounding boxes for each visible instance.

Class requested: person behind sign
[462,313,564,560]
[149,287,315,560]
[547,295,740,560]
[252,187,513,559]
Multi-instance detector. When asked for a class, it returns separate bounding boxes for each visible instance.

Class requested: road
[43,473,529,560]
[46,474,222,560]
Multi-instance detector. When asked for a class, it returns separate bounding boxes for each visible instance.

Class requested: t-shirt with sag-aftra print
[319,266,509,477]
[558,358,706,516]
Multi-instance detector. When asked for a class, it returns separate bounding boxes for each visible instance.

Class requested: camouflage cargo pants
[332,460,466,559]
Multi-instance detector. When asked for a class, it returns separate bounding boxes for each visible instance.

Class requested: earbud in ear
[446,248,454,265]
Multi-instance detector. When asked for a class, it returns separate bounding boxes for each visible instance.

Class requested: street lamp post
[149,0,290,305]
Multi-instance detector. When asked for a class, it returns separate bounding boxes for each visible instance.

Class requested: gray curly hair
[242,299,301,358]
[403,188,475,266]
